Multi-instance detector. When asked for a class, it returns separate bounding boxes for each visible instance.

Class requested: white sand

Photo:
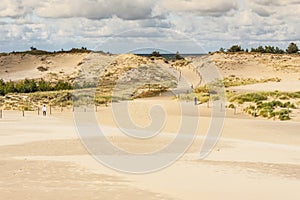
[0,100,299,200]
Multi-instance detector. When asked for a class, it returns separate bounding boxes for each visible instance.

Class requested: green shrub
[38,79,52,91]
[228,104,235,109]
[283,102,296,109]
[277,109,291,121]
[259,109,269,118]
[53,80,73,91]
[230,93,268,104]
[0,79,75,96]
[279,95,289,100]
[194,86,209,93]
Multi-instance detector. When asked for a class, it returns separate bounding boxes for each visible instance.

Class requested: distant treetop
[251,46,285,54]
[227,45,244,53]
[286,42,299,54]
[150,51,162,57]
[174,51,184,60]
[217,42,299,54]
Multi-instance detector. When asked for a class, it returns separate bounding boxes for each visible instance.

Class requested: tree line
[0,79,73,96]
[219,42,299,54]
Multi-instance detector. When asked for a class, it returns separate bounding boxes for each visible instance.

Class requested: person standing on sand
[194,96,198,105]
[42,105,47,116]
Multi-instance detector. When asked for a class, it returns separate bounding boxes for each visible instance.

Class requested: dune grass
[243,101,295,121]
[227,91,300,120]
[228,91,300,104]
[222,76,281,88]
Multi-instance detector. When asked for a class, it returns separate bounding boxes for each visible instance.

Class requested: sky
[1,0,300,53]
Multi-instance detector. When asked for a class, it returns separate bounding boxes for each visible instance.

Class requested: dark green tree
[38,79,52,91]
[0,79,5,96]
[255,46,265,53]
[54,80,73,91]
[174,51,184,60]
[14,79,37,93]
[227,45,244,52]
[15,81,25,93]
[150,51,161,57]
[24,79,37,93]
[4,81,15,94]
[30,46,37,51]
[286,42,299,54]
[275,47,285,54]
[264,46,275,53]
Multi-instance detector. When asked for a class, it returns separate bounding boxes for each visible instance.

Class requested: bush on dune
[0,79,75,96]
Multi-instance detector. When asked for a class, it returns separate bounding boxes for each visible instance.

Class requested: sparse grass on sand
[227,91,300,120]
[0,91,73,111]
[222,76,281,88]
[190,83,300,121]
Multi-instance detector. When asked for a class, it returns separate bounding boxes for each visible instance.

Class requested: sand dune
[0,52,300,199]
[0,53,88,82]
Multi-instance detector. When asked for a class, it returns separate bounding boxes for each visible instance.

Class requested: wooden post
[50,105,52,115]
[0,109,2,119]
[38,107,40,115]
[60,103,63,112]
[22,110,25,117]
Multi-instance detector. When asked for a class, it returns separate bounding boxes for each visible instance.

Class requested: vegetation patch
[243,101,295,121]
[218,42,299,54]
[229,93,268,104]
[227,91,300,120]
[133,84,168,99]
[222,76,281,88]
[37,66,49,72]
[0,78,73,96]
[228,91,300,104]
[0,91,73,110]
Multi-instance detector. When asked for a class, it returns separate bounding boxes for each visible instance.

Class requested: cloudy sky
[1,0,300,53]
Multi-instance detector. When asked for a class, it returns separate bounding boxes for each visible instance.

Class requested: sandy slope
[210,53,300,81]
[0,53,88,82]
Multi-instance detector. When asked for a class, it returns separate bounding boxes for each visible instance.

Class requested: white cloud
[0,0,300,52]
[34,0,156,20]
[158,0,238,17]
[0,0,26,18]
